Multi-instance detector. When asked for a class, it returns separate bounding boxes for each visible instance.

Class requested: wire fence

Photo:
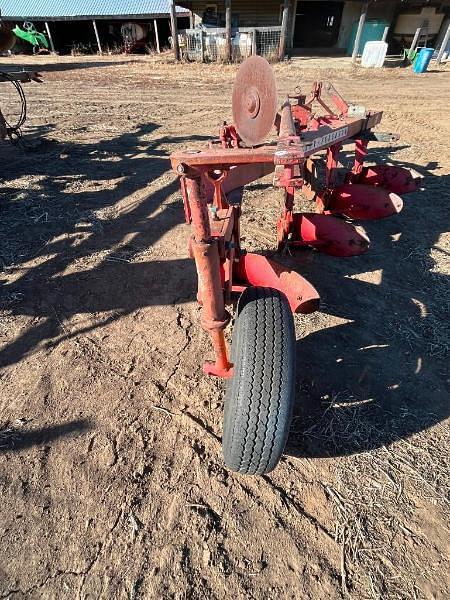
[256,28,281,60]
[180,27,281,63]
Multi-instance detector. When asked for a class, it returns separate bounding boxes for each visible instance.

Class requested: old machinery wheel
[223,286,295,475]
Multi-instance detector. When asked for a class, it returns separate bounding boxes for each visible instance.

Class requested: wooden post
[352,1,369,63]
[92,20,102,54]
[251,28,257,56]
[382,26,389,42]
[200,30,205,62]
[225,0,232,62]
[170,0,180,60]
[153,18,161,53]
[44,21,56,53]
[436,22,450,63]
[278,0,290,61]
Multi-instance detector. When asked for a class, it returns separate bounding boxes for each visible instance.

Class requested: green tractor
[12,22,49,53]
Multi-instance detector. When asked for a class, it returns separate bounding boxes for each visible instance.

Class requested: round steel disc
[232,56,277,147]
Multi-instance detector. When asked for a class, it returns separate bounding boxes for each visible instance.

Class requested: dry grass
[304,396,449,598]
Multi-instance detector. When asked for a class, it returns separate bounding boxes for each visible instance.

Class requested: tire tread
[223,286,295,475]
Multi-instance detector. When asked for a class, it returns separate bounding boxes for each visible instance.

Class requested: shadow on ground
[284,147,449,457]
[1,129,448,458]
[0,60,138,73]
[0,123,208,368]
[0,419,92,453]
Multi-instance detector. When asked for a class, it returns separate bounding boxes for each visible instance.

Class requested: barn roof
[0,0,190,21]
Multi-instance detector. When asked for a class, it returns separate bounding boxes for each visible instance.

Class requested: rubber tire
[223,286,296,475]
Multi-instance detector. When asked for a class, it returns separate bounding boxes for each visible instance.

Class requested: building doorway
[293,1,344,48]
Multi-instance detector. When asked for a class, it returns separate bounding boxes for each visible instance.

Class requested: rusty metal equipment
[170,56,419,475]
[0,70,42,142]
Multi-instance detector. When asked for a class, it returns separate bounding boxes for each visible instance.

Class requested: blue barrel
[413,48,434,73]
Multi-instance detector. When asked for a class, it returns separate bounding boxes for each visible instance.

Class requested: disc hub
[245,87,261,118]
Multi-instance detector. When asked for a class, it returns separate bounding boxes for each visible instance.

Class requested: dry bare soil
[0,54,449,599]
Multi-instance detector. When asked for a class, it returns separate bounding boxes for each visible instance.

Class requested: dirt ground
[0,54,449,599]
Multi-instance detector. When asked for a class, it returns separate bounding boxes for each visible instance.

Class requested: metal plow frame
[170,60,419,379]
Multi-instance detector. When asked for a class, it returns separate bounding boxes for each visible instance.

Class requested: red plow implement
[170,57,419,475]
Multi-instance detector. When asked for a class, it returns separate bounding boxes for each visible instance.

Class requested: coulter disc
[232,56,277,146]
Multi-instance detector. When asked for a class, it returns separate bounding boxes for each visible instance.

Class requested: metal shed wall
[0,0,189,20]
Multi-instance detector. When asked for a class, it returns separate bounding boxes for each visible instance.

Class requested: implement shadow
[1,124,210,368]
[284,148,449,458]
[0,60,138,73]
[0,419,92,453]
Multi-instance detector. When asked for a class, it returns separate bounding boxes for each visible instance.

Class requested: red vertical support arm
[275,168,296,246]
[353,138,369,175]
[316,142,342,212]
[184,176,233,378]
[325,142,342,188]
[276,99,298,245]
